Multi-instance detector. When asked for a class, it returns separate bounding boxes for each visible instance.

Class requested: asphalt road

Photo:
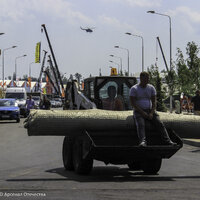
[1,118,200,200]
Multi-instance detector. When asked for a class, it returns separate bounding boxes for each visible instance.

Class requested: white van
[5,87,27,117]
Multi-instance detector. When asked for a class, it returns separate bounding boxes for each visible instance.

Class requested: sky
[0,0,200,80]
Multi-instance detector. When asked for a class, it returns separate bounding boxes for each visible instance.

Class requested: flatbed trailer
[62,128,183,175]
[25,109,184,175]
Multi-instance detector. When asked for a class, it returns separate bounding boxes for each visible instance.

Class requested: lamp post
[147,11,172,70]
[125,32,144,72]
[114,46,129,76]
[2,46,17,90]
[29,62,35,77]
[15,54,27,81]
[147,10,173,113]
[109,55,122,74]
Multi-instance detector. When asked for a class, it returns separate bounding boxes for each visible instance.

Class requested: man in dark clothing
[39,95,51,110]
[191,90,200,115]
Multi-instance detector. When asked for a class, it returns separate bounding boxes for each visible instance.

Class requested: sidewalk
[183,138,200,147]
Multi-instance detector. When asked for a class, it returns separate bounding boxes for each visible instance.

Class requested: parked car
[5,87,27,117]
[0,98,20,123]
[32,96,41,109]
[54,98,63,107]
[50,99,56,108]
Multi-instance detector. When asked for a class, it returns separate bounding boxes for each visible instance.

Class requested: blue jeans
[134,110,171,143]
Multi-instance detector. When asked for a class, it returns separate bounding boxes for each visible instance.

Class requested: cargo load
[24,109,200,138]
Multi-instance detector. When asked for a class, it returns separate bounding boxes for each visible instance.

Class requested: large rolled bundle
[24,109,200,138]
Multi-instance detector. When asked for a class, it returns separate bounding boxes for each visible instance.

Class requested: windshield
[0,99,16,107]
[5,93,25,99]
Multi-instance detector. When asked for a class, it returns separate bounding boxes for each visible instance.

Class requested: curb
[183,139,200,147]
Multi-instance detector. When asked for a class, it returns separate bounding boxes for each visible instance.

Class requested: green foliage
[175,41,200,96]
[148,65,167,112]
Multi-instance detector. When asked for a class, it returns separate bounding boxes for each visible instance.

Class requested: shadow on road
[7,166,198,182]
[0,121,18,124]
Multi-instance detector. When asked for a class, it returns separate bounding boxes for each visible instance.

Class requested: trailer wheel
[127,161,141,170]
[73,138,93,175]
[141,159,162,174]
[62,136,74,171]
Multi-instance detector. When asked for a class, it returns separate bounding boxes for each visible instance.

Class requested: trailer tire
[141,159,162,174]
[127,161,141,170]
[73,138,93,175]
[62,136,74,171]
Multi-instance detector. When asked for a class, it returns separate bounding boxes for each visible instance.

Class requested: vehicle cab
[83,76,137,110]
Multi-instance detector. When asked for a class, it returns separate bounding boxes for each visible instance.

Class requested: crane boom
[41,24,65,97]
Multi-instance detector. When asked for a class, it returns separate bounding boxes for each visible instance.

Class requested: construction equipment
[64,76,137,110]
[60,75,182,175]
[25,73,182,175]
[41,24,65,97]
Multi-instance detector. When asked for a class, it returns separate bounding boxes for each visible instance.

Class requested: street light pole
[125,32,144,72]
[147,10,173,113]
[29,62,35,77]
[15,54,27,81]
[147,11,172,70]
[2,46,17,90]
[114,46,130,75]
[109,55,122,74]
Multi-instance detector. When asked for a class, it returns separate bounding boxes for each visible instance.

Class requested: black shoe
[139,141,147,147]
[163,140,177,146]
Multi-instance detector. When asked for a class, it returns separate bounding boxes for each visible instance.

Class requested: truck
[60,75,182,175]
[25,24,182,175]
[25,75,182,175]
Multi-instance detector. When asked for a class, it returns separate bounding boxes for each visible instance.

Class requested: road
[0,118,200,200]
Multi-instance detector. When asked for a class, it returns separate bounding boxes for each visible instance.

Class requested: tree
[148,65,166,111]
[175,48,192,95]
[186,41,200,92]
[75,73,82,89]
[22,74,28,81]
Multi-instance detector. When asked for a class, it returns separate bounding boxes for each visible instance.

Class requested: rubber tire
[62,136,74,171]
[141,159,162,174]
[16,118,20,123]
[127,161,141,170]
[73,138,93,175]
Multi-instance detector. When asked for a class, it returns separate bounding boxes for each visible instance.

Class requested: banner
[35,42,41,63]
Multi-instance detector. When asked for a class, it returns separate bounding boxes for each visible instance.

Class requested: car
[54,98,63,107]
[50,99,56,108]
[0,98,20,123]
[5,87,27,117]
[32,96,41,109]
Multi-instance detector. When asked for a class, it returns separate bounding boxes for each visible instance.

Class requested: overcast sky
[0,0,200,80]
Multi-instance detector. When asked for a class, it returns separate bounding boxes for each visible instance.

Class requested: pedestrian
[191,90,200,115]
[181,94,189,112]
[39,95,51,110]
[26,95,35,115]
[129,71,176,147]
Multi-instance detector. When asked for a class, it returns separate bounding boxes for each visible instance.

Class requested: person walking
[129,71,176,147]
[191,90,200,115]
[26,95,35,115]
